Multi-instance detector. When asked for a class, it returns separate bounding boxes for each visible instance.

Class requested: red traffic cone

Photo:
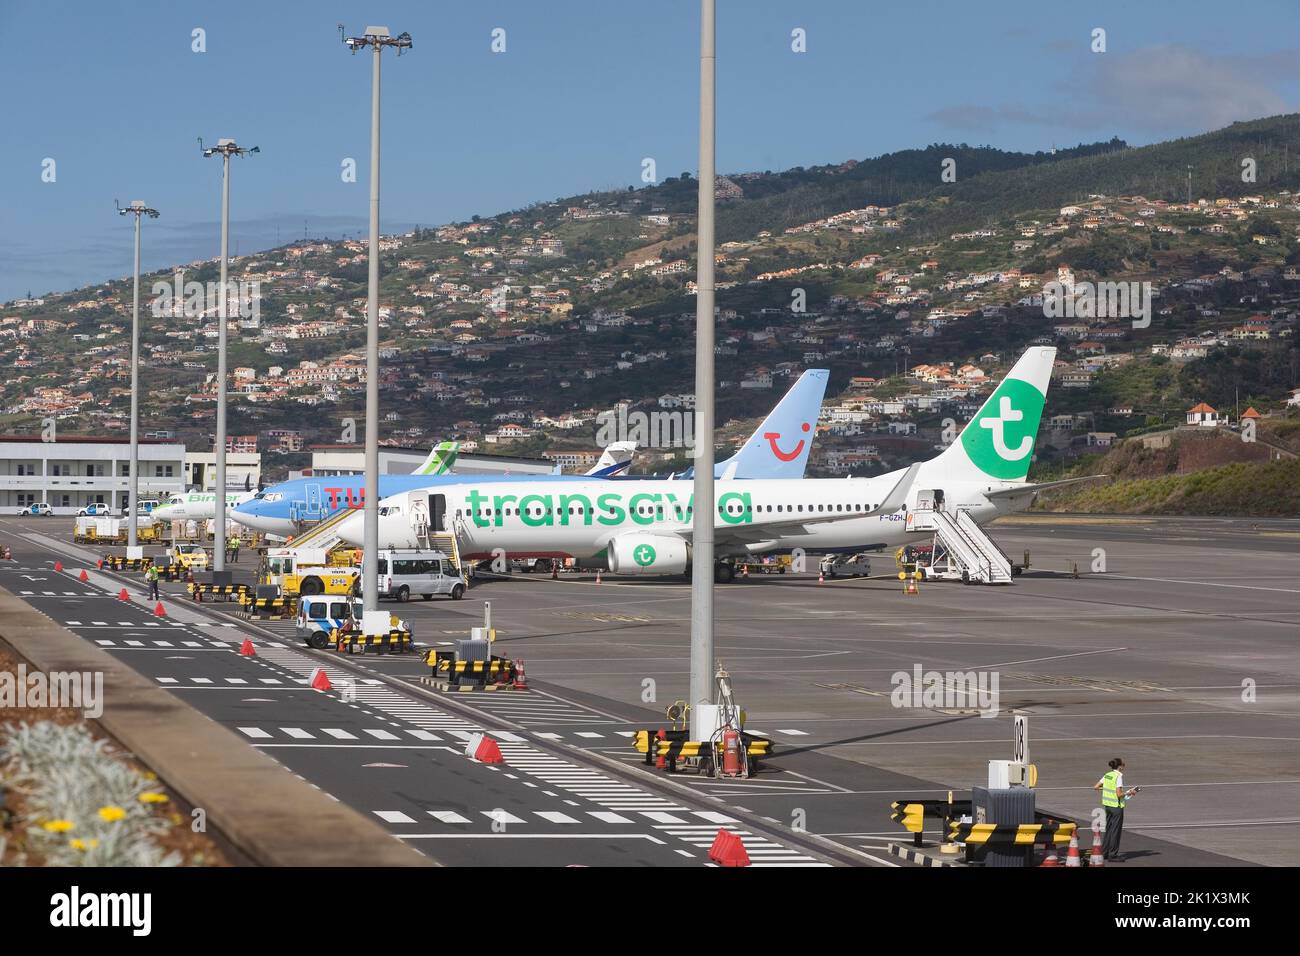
[818,570,825,585]
[54,560,63,573]
[465,733,504,764]
[97,558,104,570]
[512,659,529,690]
[308,668,332,691]
[595,569,602,584]
[154,601,166,618]
[1040,840,1060,867]
[1064,831,1082,867]
[239,638,256,657]
[654,729,668,769]
[1089,823,1105,867]
[79,569,89,582]
[707,828,751,867]
[118,588,130,602]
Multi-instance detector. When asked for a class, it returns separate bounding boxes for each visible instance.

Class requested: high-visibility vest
[1101,770,1123,808]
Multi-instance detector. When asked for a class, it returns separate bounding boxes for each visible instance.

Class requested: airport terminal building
[0,435,187,514]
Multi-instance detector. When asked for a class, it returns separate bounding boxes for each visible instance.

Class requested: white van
[368,549,465,602]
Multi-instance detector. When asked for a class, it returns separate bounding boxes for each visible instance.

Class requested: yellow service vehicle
[264,551,360,597]
[169,543,209,571]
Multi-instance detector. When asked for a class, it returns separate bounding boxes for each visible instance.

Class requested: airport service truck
[263,547,360,597]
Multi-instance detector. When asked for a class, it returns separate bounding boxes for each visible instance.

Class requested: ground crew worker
[229,536,240,563]
[145,563,160,601]
[1094,757,1137,861]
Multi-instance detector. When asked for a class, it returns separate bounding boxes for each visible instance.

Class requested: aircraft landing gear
[714,562,735,584]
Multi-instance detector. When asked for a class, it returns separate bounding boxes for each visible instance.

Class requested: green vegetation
[1037,457,1300,516]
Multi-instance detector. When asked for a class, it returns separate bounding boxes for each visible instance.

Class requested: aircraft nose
[336,511,364,546]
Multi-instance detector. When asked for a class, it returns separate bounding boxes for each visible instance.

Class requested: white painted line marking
[407,730,440,741]
[192,677,212,684]
[223,678,248,685]
[282,728,314,739]
[775,729,808,736]
[94,640,114,646]
[363,729,399,740]
[157,677,178,684]
[588,811,633,824]
[375,811,416,824]
[482,810,525,825]
[238,727,272,739]
[535,811,579,824]
[322,729,357,740]
[574,731,604,738]
[692,811,738,824]
[640,812,687,824]
[429,810,471,824]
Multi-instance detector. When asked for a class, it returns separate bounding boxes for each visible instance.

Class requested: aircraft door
[306,483,322,517]
[429,494,447,533]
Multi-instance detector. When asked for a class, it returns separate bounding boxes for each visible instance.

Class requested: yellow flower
[69,838,99,851]
[138,792,169,804]
[97,806,127,822]
[42,820,75,833]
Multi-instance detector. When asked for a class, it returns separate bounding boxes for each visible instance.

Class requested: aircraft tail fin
[415,441,460,476]
[926,347,1056,485]
[718,368,830,479]
[586,441,638,477]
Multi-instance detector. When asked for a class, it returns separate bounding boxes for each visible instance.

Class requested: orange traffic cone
[512,659,529,690]
[655,729,667,770]
[818,570,825,585]
[742,564,749,579]
[905,577,919,595]
[79,569,89,582]
[118,588,130,602]
[707,828,751,867]
[239,639,256,657]
[309,668,332,691]
[1089,823,1105,867]
[595,569,602,584]
[154,601,166,618]
[97,558,104,570]
[1064,831,1081,867]
[54,560,63,573]
[1040,838,1060,867]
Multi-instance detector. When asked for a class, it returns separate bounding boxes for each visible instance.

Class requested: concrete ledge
[887,842,962,867]
[0,585,433,867]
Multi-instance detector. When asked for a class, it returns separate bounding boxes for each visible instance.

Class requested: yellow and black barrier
[420,649,523,690]
[156,564,191,581]
[948,820,1076,846]
[240,595,297,619]
[331,627,412,654]
[632,728,772,775]
[187,582,252,602]
[103,555,154,571]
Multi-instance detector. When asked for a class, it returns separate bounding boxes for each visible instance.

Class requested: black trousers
[148,581,159,600]
[1103,806,1124,858]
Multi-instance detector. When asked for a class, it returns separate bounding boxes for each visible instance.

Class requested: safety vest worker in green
[1093,758,1136,862]
[145,564,160,600]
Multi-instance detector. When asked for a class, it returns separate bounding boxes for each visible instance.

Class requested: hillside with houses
[3,116,1300,494]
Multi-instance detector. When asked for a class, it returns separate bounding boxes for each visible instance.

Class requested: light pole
[340,24,412,627]
[200,138,258,572]
[117,200,159,550]
[689,0,716,741]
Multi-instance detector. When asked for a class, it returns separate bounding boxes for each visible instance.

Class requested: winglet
[869,462,921,516]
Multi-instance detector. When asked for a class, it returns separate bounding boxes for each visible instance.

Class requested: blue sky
[3,0,1300,301]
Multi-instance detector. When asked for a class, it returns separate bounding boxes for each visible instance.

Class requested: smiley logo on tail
[764,422,811,462]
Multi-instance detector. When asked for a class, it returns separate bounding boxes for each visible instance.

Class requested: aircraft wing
[668,463,920,546]
[982,475,1107,500]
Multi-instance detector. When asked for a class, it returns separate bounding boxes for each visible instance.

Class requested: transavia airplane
[338,348,1096,578]
[231,369,829,537]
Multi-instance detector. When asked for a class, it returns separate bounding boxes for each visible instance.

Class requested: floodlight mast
[339,25,412,622]
[116,200,159,547]
[199,138,257,571]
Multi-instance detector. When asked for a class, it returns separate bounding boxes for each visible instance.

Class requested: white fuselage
[337,470,1027,562]
[153,490,255,523]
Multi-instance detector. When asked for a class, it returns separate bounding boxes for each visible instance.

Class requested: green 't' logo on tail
[959,378,1045,480]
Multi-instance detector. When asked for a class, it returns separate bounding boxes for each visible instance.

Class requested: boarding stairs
[410,511,467,580]
[906,492,1012,585]
[279,508,356,565]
